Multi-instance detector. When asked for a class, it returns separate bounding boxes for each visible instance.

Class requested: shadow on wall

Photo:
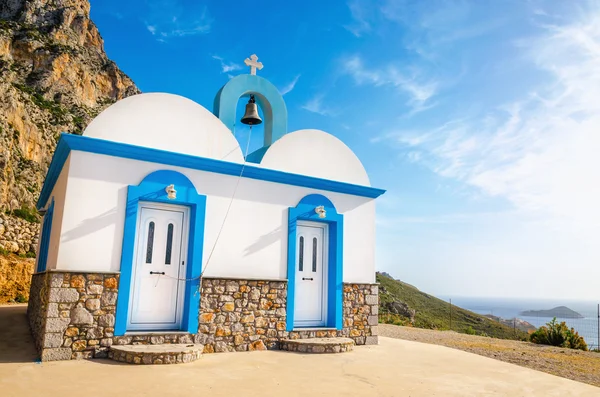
[60,187,127,257]
[68,150,371,213]
[242,210,288,258]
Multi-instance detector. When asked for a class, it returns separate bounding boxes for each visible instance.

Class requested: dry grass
[0,254,34,303]
[380,323,600,388]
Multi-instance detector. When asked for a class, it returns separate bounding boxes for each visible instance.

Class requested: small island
[519,306,584,319]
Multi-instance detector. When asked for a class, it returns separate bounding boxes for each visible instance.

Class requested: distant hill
[520,306,584,319]
[376,272,528,340]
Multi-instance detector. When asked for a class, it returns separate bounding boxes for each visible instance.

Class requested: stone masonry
[28,271,378,361]
[28,271,120,361]
[197,278,288,352]
[288,283,379,345]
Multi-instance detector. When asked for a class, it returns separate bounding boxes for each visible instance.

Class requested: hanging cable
[158,124,254,283]
[198,124,253,279]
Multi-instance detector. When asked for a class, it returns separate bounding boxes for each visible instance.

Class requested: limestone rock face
[0,0,139,213]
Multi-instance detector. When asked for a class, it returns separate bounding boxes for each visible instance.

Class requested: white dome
[83,93,244,163]
[260,129,370,186]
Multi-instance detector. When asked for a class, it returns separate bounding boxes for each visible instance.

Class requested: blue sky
[90,0,600,300]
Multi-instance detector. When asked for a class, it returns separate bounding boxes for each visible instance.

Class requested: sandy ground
[1,304,598,397]
[380,323,600,387]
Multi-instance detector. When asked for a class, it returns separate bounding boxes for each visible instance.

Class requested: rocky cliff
[0,0,138,254]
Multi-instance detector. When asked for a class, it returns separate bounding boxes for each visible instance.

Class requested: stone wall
[27,272,48,353]
[0,213,40,255]
[287,283,379,346]
[28,272,378,361]
[197,278,288,353]
[27,271,120,361]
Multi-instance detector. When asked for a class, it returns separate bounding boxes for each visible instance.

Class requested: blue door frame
[286,194,343,331]
[114,170,206,336]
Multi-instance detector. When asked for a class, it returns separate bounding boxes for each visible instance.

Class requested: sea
[438,296,600,349]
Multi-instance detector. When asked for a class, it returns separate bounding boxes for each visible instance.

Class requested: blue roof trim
[37,133,386,209]
[36,138,71,210]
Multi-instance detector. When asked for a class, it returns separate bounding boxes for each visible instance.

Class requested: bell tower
[213,54,288,163]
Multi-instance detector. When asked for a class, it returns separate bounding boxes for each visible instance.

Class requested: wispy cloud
[212,55,242,74]
[375,10,600,238]
[380,0,506,61]
[344,0,372,37]
[279,75,301,95]
[144,1,212,41]
[301,94,336,116]
[343,55,438,108]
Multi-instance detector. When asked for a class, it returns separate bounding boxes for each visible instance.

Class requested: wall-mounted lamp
[165,184,177,200]
[315,205,326,218]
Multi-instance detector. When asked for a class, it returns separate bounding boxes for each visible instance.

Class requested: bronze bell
[241,94,262,125]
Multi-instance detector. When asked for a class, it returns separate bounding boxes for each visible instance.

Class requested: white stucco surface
[260,129,371,186]
[82,93,244,163]
[56,151,376,283]
[42,155,71,271]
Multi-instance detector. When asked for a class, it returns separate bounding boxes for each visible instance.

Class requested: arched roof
[83,93,244,163]
[260,129,371,186]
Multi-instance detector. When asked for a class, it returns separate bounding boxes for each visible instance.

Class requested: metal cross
[244,54,263,75]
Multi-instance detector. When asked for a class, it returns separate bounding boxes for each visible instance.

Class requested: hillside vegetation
[377,273,528,340]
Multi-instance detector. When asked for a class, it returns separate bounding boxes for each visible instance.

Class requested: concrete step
[108,344,203,365]
[279,337,354,353]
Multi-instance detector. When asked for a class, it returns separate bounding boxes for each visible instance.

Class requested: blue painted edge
[35,198,54,273]
[114,170,206,336]
[214,74,288,147]
[286,194,343,331]
[245,145,270,164]
[36,137,70,210]
[36,133,385,210]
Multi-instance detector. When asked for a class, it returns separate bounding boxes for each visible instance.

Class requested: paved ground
[1,305,598,397]
[380,323,600,387]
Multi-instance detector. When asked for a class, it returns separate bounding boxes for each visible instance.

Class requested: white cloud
[144,1,212,40]
[344,0,372,37]
[212,56,242,74]
[377,11,600,240]
[301,94,336,116]
[343,55,438,108]
[279,75,301,95]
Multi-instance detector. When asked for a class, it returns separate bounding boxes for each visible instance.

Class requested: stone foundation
[197,278,288,353]
[108,344,204,364]
[28,271,378,361]
[280,337,354,353]
[27,271,120,361]
[27,272,48,354]
[287,283,379,346]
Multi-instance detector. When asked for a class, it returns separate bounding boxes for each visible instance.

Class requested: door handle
[150,271,166,275]
[302,277,313,281]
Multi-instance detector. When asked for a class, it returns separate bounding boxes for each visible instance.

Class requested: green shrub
[530,318,587,351]
[14,293,27,303]
[9,207,39,223]
[379,313,412,327]
[465,326,477,335]
[25,251,36,258]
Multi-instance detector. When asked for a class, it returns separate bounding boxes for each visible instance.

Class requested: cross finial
[244,54,263,75]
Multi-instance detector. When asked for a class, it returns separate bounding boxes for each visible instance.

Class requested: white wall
[57,152,376,283]
[39,154,71,271]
